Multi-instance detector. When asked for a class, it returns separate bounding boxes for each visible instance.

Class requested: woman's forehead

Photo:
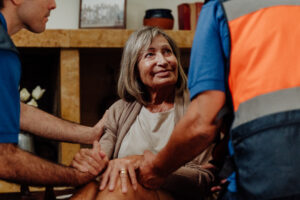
[142,36,170,50]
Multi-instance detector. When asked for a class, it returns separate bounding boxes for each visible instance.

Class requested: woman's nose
[156,53,168,66]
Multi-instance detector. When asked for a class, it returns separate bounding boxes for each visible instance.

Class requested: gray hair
[117,26,187,105]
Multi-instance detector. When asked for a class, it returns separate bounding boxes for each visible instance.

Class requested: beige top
[100,91,215,199]
[118,106,175,158]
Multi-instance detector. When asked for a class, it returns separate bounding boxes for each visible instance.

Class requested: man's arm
[0,143,103,186]
[20,103,106,144]
[139,91,225,188]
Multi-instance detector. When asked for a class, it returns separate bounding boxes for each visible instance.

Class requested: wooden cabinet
[0,29,194,193]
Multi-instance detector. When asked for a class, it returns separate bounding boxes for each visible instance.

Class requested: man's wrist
[75,170,93,186]
[151,156,169,178]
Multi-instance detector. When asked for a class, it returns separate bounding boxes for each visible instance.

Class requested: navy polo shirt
[0,12,21,143]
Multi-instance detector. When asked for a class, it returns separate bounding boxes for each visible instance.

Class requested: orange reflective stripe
[228,6,300,111]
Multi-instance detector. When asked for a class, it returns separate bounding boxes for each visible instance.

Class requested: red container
[143,9,174,30]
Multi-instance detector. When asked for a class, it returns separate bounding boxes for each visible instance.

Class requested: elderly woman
[71,26,215,200]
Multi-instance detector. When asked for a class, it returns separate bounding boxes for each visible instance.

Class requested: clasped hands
[71,141,108,176]
[72,147,166,193]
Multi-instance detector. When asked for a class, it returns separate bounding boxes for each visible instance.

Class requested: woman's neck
[146,86,175,113]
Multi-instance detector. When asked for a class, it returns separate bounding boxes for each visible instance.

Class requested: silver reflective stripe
[223,0,300,21]
[232,87,300,129]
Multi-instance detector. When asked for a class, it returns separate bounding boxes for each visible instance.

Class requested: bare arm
[0,143,102,186]
[20,103,106,144]
[139,91,225,188]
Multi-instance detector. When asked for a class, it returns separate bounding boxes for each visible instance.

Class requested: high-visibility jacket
[220,0,300,199]
[222,0,300,128]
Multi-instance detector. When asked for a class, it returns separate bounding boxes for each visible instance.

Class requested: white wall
[47,0,80,29]
[47,0,203,30]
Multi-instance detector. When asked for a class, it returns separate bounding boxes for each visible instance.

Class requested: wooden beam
[12,29,194,48]
[59,49,81,165]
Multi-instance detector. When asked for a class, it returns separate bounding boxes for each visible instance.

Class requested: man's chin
[26,25,46,34]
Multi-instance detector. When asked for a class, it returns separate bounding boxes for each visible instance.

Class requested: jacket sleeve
[99,100,123,159]
[162,145,216,198]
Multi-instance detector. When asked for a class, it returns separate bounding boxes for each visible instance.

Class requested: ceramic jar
[143,9,174,30]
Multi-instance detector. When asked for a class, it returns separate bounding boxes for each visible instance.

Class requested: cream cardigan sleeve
[99,99,142,159]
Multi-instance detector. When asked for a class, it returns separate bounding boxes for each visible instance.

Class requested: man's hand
[71,141,108,176]
[211,179,228,192]
[138,150,166,189]
[0,143,105,186]
[91,110,108,142]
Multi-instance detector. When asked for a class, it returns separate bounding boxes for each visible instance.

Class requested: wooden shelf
[12,29,194,48]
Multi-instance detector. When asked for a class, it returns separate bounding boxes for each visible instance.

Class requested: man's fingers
[93,110,108,141]
[99,151,107,159]
[97,159,108,175]
[71,160,88,173]
[84,145,102,163]
[93,140,101,153]
[91,142,108,168]
[138,150,164,189]
[75,158,98,176]
[86,165,99,176]
[211,185,222,192]
[81,151,102,173]
[78,148,107,176]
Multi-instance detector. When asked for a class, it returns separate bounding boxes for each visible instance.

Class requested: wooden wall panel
[59,49,81,165]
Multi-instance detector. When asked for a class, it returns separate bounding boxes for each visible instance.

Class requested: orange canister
[143,9,174,30]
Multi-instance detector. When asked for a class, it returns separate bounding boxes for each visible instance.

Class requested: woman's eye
[163,48,172,55]
[145,52,154,58]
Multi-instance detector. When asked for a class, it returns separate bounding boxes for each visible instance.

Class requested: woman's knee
[96,177,137,200]
[70,181,99,200]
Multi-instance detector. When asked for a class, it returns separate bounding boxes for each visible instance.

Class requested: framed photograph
[79,0,126,28]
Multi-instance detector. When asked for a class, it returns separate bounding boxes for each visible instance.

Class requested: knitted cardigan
[100,91,215,199]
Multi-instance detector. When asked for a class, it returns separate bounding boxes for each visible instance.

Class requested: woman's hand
[100,155,143,193]
[71,141,108,176]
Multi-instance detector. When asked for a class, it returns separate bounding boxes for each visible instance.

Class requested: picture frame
[79,0,126,28]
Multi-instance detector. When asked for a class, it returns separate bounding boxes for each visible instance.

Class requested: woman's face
[137,35,178,90]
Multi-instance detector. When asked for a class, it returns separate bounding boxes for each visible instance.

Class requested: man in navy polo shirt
[0,0,107,187]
